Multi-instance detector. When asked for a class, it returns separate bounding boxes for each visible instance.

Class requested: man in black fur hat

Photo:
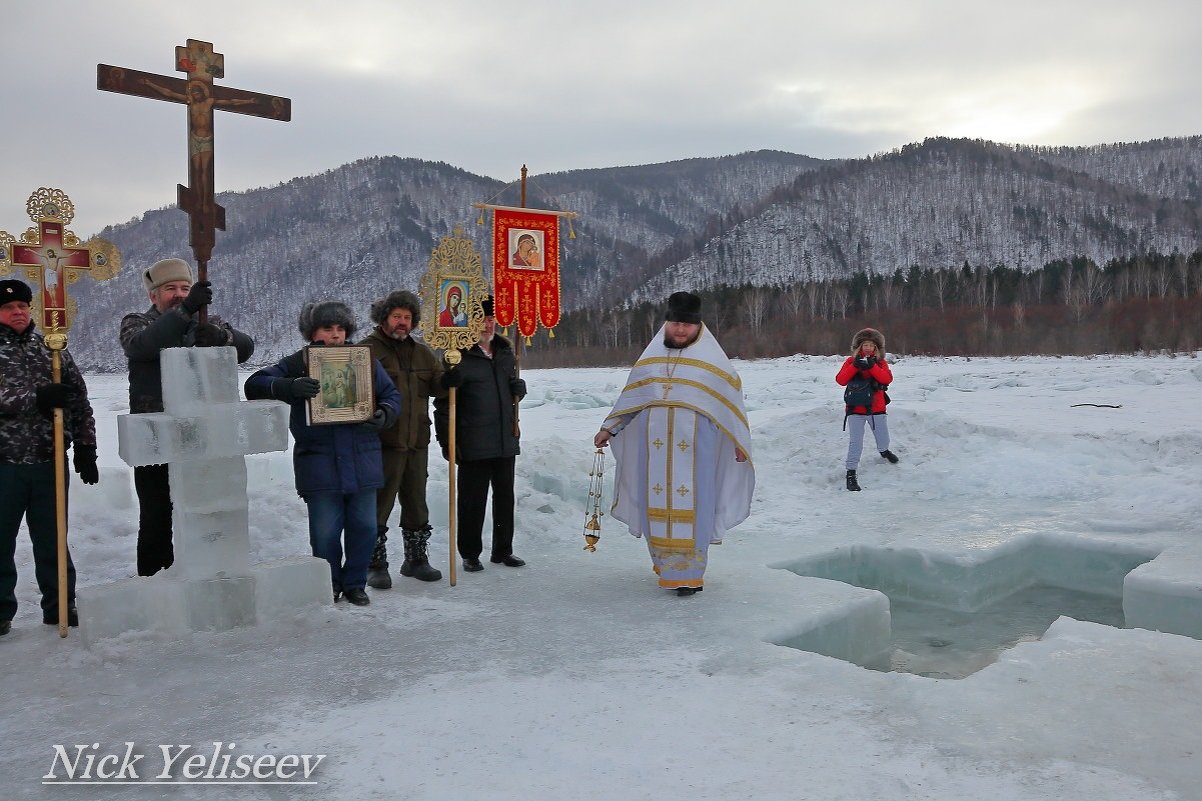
[120,258,254,576]
[362,290,447,586]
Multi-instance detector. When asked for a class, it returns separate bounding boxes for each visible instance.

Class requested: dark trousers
[375,447,430,531]
[0,461,76,621]
[456,457,515,560]
[133,464,174,576]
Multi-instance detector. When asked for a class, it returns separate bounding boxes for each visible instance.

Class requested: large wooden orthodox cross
[97,39,290,299]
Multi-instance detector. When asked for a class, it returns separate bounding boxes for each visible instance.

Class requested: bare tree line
[522,250,1202,367]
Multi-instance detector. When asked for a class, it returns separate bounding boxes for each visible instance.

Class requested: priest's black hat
[664,291,701,324]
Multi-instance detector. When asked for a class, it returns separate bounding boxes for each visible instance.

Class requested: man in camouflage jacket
[0,279,98,635]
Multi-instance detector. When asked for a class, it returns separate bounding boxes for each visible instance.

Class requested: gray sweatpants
[845,413,890,469]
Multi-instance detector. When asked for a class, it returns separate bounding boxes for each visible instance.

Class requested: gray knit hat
[298,300,357,341]
[370,290,421,326]
[851,327,885,355]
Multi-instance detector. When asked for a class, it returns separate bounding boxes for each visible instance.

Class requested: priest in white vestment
[594,292,754,596]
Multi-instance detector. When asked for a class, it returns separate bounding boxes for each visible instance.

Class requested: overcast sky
[3,0,1199,238]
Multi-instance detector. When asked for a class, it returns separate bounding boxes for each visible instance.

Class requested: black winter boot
[846,470,862,492]
[367,527,392,589]
[880,450,900,464]
[400,526,443,582]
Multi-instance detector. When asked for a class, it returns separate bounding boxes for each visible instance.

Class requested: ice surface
[181,576,257,631]
[169,456,248,513]
[78,578,186,645]
[160,347,240,415]
[255,557,337,616]
[10,354,1202,801]
[171,508,252,580]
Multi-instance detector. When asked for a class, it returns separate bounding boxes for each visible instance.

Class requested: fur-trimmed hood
[850,327,885,355]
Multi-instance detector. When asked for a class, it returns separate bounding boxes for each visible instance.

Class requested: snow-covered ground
[3,353,1202,800]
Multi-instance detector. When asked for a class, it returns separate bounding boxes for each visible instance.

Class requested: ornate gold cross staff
[0,188,121,637]
[97,39,290,323]
[418,227,488,587]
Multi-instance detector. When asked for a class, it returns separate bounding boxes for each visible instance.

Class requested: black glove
[441,368,464,389]
[866,355,879,366]
[271,376,320,401]
[362,407,390,431]
[73,446,99,485]
[180,280,213,315]
[853,356,871,370]
[193,322,228,347]
[35,383,76,414]
[509,377,527,399]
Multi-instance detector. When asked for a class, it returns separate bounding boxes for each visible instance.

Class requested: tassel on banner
[567,216,576,240]
[477,210,485,226]
[548,329,555,338]
[524,335,532,346]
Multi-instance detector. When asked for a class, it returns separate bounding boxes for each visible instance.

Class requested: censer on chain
[582,448,606,551]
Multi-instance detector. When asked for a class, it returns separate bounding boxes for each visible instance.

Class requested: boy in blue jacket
[245,301,401,605]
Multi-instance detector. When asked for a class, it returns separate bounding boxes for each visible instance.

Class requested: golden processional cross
[0,188,121,638]
[97,39,290,320]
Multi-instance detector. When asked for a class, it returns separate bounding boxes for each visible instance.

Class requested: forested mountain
[634,137,1202,301]
[58,136,1202,369]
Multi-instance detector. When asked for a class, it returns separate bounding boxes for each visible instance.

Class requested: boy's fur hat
[298,300,357,341]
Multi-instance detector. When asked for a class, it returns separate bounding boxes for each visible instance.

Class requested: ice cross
[97,39,290,292]
[79,347,331,643]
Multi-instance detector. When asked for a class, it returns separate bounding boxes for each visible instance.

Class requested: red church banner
[491,206,561,338]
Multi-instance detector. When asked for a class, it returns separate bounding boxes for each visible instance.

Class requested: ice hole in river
[775,536,1159,679]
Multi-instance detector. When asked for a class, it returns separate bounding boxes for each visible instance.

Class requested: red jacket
[836,356,893,414]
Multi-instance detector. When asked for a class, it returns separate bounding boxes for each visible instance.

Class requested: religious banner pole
[0,189,121,637]
[417,227,487,587]
[473,170,577,420]
[98,39,290,324]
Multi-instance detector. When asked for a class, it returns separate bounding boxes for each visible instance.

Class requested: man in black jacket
[119,258,254,576]
[433,296,527,572]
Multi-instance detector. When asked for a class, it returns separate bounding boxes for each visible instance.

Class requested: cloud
[1,0,1199,233]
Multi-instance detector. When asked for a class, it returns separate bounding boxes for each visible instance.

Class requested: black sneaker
[675,586,703,597]
[880,450,900,464]
[462,558,485,572]
[342,588,370,606]
[0,620,11,636]
[42,606,79,627]
[489,554,526,567]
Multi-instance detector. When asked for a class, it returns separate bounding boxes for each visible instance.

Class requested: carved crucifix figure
[97,39,290,289]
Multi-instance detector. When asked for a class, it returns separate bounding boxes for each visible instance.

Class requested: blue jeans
[305,490,376,592]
